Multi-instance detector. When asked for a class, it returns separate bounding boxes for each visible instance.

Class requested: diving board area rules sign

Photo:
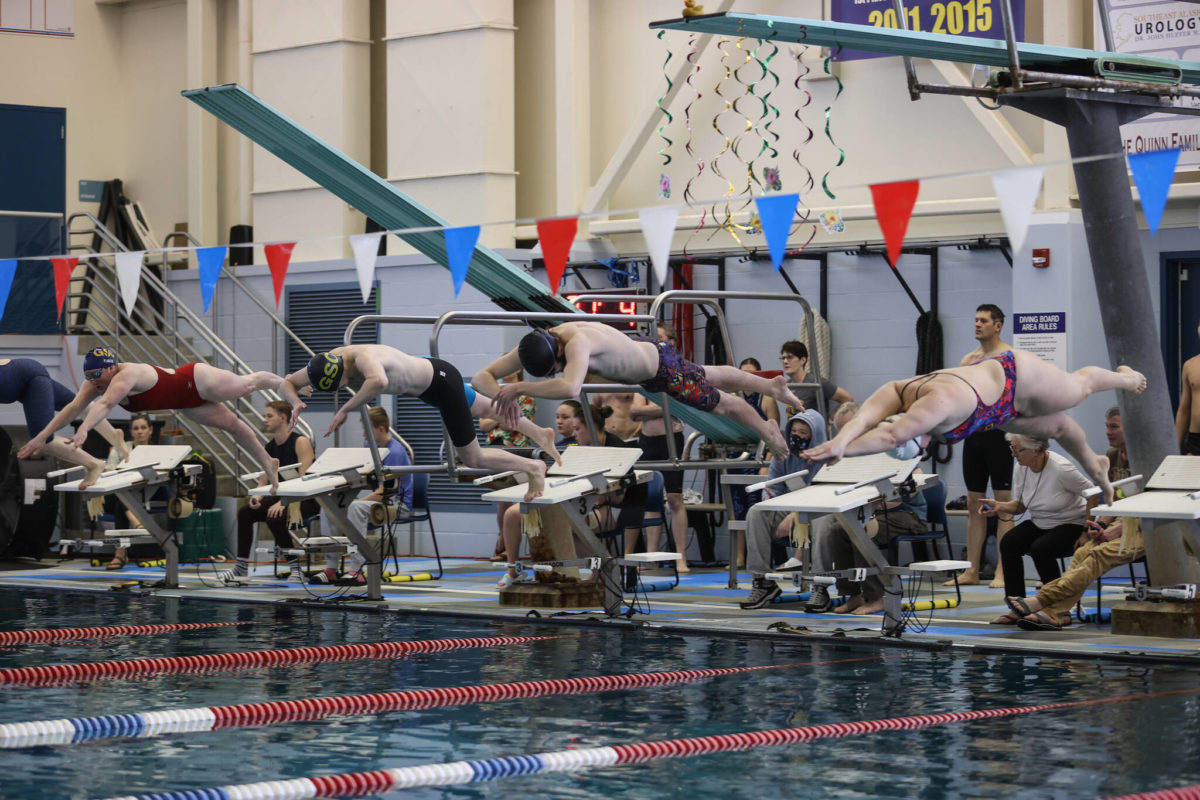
[1013,311,1066,369]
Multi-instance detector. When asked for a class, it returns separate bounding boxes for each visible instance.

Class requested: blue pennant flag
[1128,148,1180,236]
[754,193,800,271]
[0,259,16,322]
[196,246,227,313]
[444,225,481,297]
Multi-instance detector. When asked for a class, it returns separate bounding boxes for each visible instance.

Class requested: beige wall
[0,1,1187,261]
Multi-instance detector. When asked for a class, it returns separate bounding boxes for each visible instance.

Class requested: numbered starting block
[250,447,389,600]
[752,452,963,634]
[481,446,650,615]
[54,445,199,589]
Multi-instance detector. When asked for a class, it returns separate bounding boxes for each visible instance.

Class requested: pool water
[0,587,1197,799]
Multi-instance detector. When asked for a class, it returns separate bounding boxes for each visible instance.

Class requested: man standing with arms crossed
[948,304,1015,588]
[1176,320,1200,455]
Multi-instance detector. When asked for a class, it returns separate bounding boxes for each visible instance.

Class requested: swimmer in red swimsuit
[802,348,1147,503]
[19,348,285,492]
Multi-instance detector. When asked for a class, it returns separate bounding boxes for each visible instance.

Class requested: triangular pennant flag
[990,166,1045,255]
[536,217,578,295]
[753,193,800,271]
[264,242,296,309]
[350,232,383,303]
[869,180,921,267]
[443,226,481,298]
[0,259,16,322]
[50,257,78,322]
[639,206,680,284]
[1129,147,1180,236]
[195,246,227,313]
[114,251,146,318]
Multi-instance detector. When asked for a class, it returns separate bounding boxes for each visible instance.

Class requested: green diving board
[651,13,1200,86]
[183,83,761,445]
[182,84,571,314]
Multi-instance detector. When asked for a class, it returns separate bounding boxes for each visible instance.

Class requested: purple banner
[830,0,1026,61]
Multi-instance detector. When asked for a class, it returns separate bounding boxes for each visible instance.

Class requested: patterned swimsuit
[634,336,721,412]
[908,350,1018,444]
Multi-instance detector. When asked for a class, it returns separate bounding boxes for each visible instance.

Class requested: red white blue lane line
[0,656,880,749]
[97,687,1200,800]
[0,635,558,686]
[1100,788,1200,800]
[0,621,260,645]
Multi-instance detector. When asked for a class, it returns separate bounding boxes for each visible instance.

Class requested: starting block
[482,446,649,615]
[753,452,943,635]
[54,445,198,589]
[251,448,389,600]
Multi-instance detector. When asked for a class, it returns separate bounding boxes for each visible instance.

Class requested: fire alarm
[1032,248,1050,268]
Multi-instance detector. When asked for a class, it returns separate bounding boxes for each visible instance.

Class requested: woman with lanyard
[983,433,1096,626]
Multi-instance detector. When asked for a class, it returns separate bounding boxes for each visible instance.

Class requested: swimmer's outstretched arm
[279,370,310,430]
[324,354,386,437]
[18,384,97,458]
[71,372,139,449]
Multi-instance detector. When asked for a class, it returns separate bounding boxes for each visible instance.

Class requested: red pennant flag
[536,217,578,295]
[869,180,920,267]
[264,242,296,309]
[50,257,78,322]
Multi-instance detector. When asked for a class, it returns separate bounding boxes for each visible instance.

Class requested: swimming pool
[0,587,1196,799]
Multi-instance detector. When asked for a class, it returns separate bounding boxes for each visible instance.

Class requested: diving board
[182,85,572,315]
[650,13,1200,85]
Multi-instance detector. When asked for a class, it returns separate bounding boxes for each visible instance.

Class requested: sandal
[105,553,127,570]
[496,568,526,590]
[989,611,1020,625]
[1004,596,1037,617]
[1017,611,1069,632]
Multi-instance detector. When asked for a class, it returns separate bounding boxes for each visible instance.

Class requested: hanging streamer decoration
[655,31,674,170]
[785,43,818,256]
[821,45,846,200]
[707,36,740,242]
[681,32,707,260]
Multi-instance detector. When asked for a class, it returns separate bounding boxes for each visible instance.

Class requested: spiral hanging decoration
[681,32,707,259]
[707,36,739,239]
[786,44,819,257]
[821,46,846,200]
[655,31,674,168]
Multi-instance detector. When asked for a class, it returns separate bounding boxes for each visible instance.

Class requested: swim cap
[82,347,117,372]
[517,330,559,378]
[307,352,346,392]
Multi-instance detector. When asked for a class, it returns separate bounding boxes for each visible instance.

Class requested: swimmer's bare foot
[769,374,805,410]
[988,576,1006,589]
[80,461,104,489]
[835,595,865,614]
[944,568,979,588]
[530,425,562,466]
[851,597,885,615]
[523,460,546,501]
[1117,366,1147,394]
[676,558,690,574]
[266,458,280,494]
[764,429,789,461]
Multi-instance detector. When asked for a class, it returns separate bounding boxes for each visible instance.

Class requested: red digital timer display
[564,295,640,330]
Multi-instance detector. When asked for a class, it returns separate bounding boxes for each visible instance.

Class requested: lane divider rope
[98,687,1200,800]
[0,655,881,749]
[0,621,260,645]
[0,635,558,686]
[1100,788,1200,800]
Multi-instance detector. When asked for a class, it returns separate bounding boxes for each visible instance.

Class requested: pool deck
[3,556,1199,663]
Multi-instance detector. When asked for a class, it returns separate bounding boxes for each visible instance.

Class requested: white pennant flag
[990,166,1045,256]
[115,250,146,318]
[350,232,384,303]
[639,206,680,286]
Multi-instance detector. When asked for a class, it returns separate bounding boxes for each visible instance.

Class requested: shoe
[106,554,127,570]
[804,584,832,613]
[287,569,306,584]
[216,568,247,585]
[739,578,782,609]
[777,557,804,572]
[309,568,339,585]
[343,570,366,586]
[497,569,526,589]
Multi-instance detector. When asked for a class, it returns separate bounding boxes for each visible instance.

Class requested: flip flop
[1005,596,1035,617]
[1017,611,1066,632]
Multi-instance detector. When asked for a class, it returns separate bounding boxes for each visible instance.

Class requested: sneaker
[804,583,832,613]
[739,578,782,609]
[496,568,526,590]
[309,568,339,585]
[343,570,366,586]
[216,568,247,585]
[777,556,804,572]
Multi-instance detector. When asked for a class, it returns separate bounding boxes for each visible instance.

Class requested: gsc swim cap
[82,347,117,373]
[307,352,346,392]
[517,330,559,378]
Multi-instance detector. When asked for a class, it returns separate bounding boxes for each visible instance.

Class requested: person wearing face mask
[739,409,829,609]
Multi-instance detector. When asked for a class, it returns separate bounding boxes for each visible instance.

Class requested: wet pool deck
[3,556,1198,663]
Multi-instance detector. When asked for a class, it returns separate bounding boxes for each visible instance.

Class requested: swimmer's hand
[17,438,44,459]
[288,400,307,432]
[70,431,88,450]
[324,406,349,438]
[800,440,843,465]
[493,383,524,430]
